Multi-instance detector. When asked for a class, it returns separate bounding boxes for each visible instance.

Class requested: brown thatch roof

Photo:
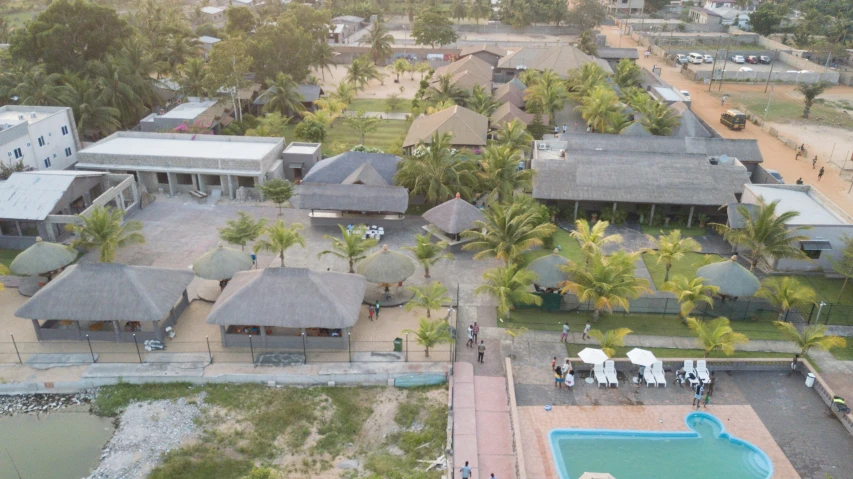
[15,263,194,322]
[493,82,526,109]
[490,102,540,128]
[526,250,571,289]
[356,245,416,283]
[403,106,488,148]
[192,244,254,281]
[431,56,494,91]
[10,237,77,276]
[206,268,366,328]
[459,43,507,58]
[422,193,485,234]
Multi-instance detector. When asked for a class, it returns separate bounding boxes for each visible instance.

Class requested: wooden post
[612,202,617,213]
[649,204,656,225]
[260,325,267,348]
[687,206,695,228]
[113,320,121,342]
[31,319,42,341]
[573,201,579,220]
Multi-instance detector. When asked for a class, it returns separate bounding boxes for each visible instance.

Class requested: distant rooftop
[201,6,223,13]
[284,143,321,155]
[198,36,221,44]
[80,132,283,161]
[0,105,69,130]
[746,185,848,226]
[142,100,218,122]
[0,171,106,220]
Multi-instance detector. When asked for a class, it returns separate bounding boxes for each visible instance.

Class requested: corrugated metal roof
[0,171,104,221]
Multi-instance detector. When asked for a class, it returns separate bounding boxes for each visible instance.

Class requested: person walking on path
[477,340,486,363]
[472,322,479,343]
[813,156,818,169]
[368,305,375,321]
[375,301,380,319]
[819,167,825,181]
[796,178,804,185]
[554,126,558,135]
[790,353,799,375]
[582,321,591,340]
[466,325,474,348]
[693,381,705,409]
[560,322,570,342]
[551,356,557,371]
[490,474,497,478]
[460,461,472,479]
[574,121,578,131]
[562,124,567,134]
[554,366,564,389]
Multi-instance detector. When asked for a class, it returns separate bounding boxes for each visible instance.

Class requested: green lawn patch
[641,225,708,237]
[0,249,21,271]
[564,344,791,359]
[711,91,853,130]
[505,309,788,341]
[830,342,853,361]
[789,275,853,306]
[350,98,411,114]
[284,119,408,156]
[406,203,431,216]
[642,252,723,289]
[521,228,586,266]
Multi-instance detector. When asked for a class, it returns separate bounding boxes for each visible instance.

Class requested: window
[37,136,45,147]
[61,126,69,135]
[43,158,51,168]
[156,172,169,184]
[13,148,22,159]
[65,147,72,157]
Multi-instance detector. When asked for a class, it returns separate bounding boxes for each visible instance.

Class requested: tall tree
[246,112,291,137]
[318,224,378,273]
[686,317,749,357]
[345,56,383,92]
[612,58,642,88]
[258,178,294,215]
[178,58,211,98]
[589,328,633,358]
[648,230,701,282]
[712,200,812,271]
[636,99,680,136]
[412,6,458,47]
[570,219,622,263]
[493,118,533,154]
[569,0,607,31]
[394,132,479,204]
[452,0,468,23]
[468,84,500,116]
[773,322,846,356]
[463,200,557,263]
[403,317,454,357]
[566,62,609,101]
[253,220,305,267]
[662,276,718,324]
[524,69,567,126]
[577,30,598,56]
[405,281,452,318]
[392,58,412,82]
[331,81,357,106]
[207,40,253,122]
[559,250,650,321]
[257,73,305,115]
[361,20,394,65]
[426,74,470,106]
[478,144,534,203]
[218,211,267,251]
[469,0,490,29]
[475,264,542,319]
[226,6,256,37]
[66,206,145,263]
[796,81,830,119]
[312,42,335,81]
[12,65,65,107]
[576,85,622,133]
[757,276,816,322]
[402,231,454,278]
[749,3,783,36]
[88,56,149,127]
[344,110,381,145]
[61,76,122,140]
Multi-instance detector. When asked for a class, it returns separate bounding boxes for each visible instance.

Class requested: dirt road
[600,25,853,217]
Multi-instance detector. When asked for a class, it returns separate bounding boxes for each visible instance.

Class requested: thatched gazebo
[356,244,417,305]
[422,193,484,246]
[696,255,760,298]
[527,249,570,290]
[192,243,254,302]
[10,237,78,296]
[15,263,194,342]
[206,267,366,349]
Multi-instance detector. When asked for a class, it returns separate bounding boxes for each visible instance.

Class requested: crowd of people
[552,356,575,389]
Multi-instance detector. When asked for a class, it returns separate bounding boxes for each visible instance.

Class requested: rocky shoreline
[0,390,97,416]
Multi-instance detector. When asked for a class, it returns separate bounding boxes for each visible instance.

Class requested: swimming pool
[549,412,773,479]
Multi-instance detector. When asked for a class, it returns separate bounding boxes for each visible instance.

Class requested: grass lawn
[564,344,791,359]
[0,249,21,271]
[520,229,586,266]
[505,309,788,341]
[283,118,408,156]
[791,275,853,306]
[711,91,853,130]
[830,342,853,361]
[349,98,411,114]
[641,225,708,237]
[642,252,723,289]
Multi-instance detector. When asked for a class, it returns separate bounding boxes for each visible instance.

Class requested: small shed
[14,263,193,342]
[206,268,367,349]
[422,193,485,245]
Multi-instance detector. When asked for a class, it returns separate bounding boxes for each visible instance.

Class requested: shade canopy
[422,193,485,235]
[9,237,78,275]
[192,244,254,281]
[356,244,416,284]
[626,348,656,367]
[577,348,608,365]
[206,267,367,329]
[696,255,760,297]
[527,250,570,289]
[579,473,616,479]
[15,263,194,322]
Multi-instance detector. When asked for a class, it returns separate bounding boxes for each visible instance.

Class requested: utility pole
[764,49,778,93]
[718,35,731,92]
[708,35,722,92]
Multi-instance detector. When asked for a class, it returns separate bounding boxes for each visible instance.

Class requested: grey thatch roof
[527,251,571,289]
[490,102,540,128]
[422,194,485,234]
[670,102,712,138]
[596,48,639,60]
[10,237,78,276]
[15,263,194,322]
[302,152,401,185]
[356,245,416,283]
[207,267,366,328]
[193,244,254,281]
[431,56,493,91]
[726,202,759,229]
[493,82,526,109]
[619,122,651,136]
[531,151,751,206]
[342,162,388,186]
[498,45,600,76]
[295,183,409,213]
[459,43,507,58]
[404,105,489,148]
[696,256,760,297]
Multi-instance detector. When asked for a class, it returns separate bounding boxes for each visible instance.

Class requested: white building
[0,106,80,172]
[201,6,226,28]
[604,0,644,15]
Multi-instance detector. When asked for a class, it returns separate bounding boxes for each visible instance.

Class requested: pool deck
[518,404,800,479]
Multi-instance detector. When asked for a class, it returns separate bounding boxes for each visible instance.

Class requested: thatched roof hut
[356,245,416,284]
[206,268,366,328]
[192,244,254,281]
[10,237,77,276]
[527,250,571,289]
[696,256,760,297]
[422,193,485,235]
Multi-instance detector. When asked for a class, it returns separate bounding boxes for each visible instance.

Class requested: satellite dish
[719,154,729,164]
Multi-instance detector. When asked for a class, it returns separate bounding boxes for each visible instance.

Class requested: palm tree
[158,33,200,77]
[403,317,455,357]
[589,328,633,357]
[394,132,479,204]
[686,317,749,357]
[559,250,651,322]
[756,276,816,322]
[402,232,453,278]
[253,220,305,267]
[565,63,609,101]
[578,30,598,56]
[452,0,468,23]
[570,219,622,263]
[361,20,394,65]
[405,281,452,318]
[612,58,642,88]
[404,0,418,23]
[662,276,718,324]
[576,85,622,133]
[463,201,557,263]
[475,264,542,319]
[648,230,701,282]
[712,199,812,271]
[346,56,383,92]
[605,112,633,134]
[89,57,147,127]
[178,58,210,98]
[773,321,846,355]
[493,119,534,154]
[796,81,830,118]
[318,224,378,273]
[524,69,567,125]
[392,58,411,82]
[331,81,357,106]
[469,0,490,29]
[478,144,534,203]
[258,73,305,115]
[426,74,470,106]
[66,206,145,263]
[12,65,65,106]
[636,99,680,136]
[312,42,336,81]
[620,86,650,110]
[468,84,500,116]
[61,76,122,140]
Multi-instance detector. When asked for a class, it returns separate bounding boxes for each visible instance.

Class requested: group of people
[559,321,592,343]
[673,367,715,409]
[367,301,381,321]
[552,357,575,389]
[466,323,486,363]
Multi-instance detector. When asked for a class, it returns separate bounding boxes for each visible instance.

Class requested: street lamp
[814,301,827,324]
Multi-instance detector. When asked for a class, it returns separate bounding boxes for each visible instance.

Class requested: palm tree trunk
[348,258,354,273]
[425,346,430,357]
[280,252,285,267]
[424,265,431,278]
[664,263,672,282]
[593,308,600,322]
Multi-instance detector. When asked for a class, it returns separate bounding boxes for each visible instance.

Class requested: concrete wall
[687,67,840,84]
[774,225,852,273]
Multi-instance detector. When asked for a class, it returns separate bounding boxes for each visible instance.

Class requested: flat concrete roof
[81,136,280,161]
[0,107,65,129]
[146,101,218,121]
[748,185,844,225]
[285,143,320,154]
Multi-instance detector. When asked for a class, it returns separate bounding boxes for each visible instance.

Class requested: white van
[687,53,704,64]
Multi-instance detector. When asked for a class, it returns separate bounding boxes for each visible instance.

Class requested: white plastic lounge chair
[604,360,618,387]
[683,360,699,387]
[652,361,666,388]
[643,366,656,387]
[593,364,608,388]
[696,360,711,383]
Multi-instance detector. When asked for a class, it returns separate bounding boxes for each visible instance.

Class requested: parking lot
[672,51,802,73]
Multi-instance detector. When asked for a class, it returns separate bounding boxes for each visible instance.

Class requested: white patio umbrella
[580,473,616,479]
[577,348,608,365]
[627,348,657,367]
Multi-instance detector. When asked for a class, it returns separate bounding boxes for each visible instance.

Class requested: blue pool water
[549,412,773,479]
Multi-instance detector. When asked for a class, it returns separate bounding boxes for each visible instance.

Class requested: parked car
[688,53,705,64]
[731,55,745,63]
[746,55,759,64]
[704,54,714,63]
[676,54,688,64]
[759,55,772,64]
[680,90,691,101]
[766,169,784,184]
[739,67,754,72]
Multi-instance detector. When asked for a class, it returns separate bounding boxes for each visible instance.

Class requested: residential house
[430,56,494,92]
[403,106,488,153]
[604,0,645,14]
[459,44,508,67]
[494,45,611,83]
[281,142,322,182]
[198,35,221,54]
[330,15,364,43]
[492,79,527,109]
[137,99,229,133]
[0,106,80,172]
[201,6,226,28]
[490,102,546,129]
[595,47,640,67]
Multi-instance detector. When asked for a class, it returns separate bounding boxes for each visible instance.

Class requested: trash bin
[806,373,816,388]
[393,337,403,352]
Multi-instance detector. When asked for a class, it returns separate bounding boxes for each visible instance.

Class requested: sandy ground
[768,122,853,173]
[599,25,853,217]
[316,64,423,99]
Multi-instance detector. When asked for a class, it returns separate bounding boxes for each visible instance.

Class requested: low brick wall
[505,358,527,479]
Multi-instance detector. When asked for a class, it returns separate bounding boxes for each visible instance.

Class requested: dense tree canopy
[412,7,458,47]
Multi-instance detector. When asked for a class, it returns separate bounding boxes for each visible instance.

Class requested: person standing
[703,372,714,408]
[472,321,480,343]
[561,359,571,385]
[574,121,578,131]
[554,366,563,389]
[790,353,799,375]
[562,124,567,134]
[554,126,558,135]
[693,381,705,409]
[368,305,375,321]
[460,461,472,479]
[796,178,804,185]
[636,365,645,387]
[477,340,486,363]
[795,150,801,161]
[551,356,557,371]
[582,321,591,340]
[560,322,569,342]
[813,156,818,169]
[819,167,825,181]
[375,301,381,319]
[586,125,591,133]
[466,325,474,348]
